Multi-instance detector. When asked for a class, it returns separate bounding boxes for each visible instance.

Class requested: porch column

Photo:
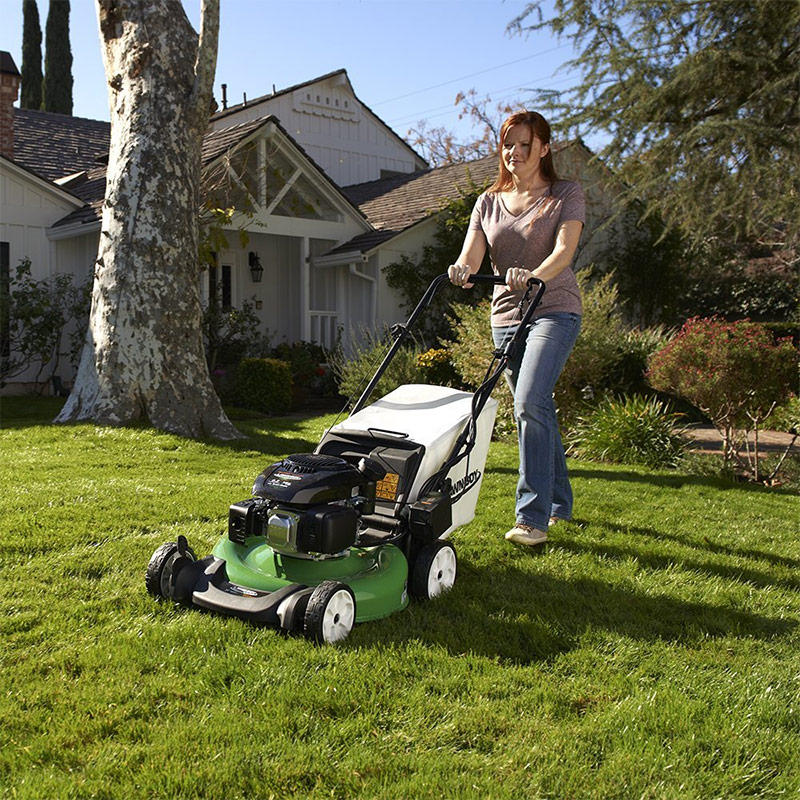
[300,237,311,341]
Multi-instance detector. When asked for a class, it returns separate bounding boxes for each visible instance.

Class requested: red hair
[488,111,559,193]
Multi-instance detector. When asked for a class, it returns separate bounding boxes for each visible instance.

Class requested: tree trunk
[56,0,241,439]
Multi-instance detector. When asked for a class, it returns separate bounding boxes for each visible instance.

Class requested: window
[208,254,232,311]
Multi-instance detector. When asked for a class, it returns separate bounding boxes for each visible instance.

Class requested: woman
[448,110,585,546]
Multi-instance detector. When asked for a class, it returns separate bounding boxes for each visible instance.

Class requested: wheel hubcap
[428,547,456,597]
[322,590,355,643]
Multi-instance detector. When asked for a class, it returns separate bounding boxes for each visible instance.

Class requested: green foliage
[202,295,267,372]
[648,317,799,478]
[383,182,491,344]
[600,214,689,327]
[446,299,516,437]
[272,340,326,388]
[234,357,292,415]
[557,271,628,420]
[329,327,424,407]
[416,347,462,388]
[511,0,800,254]
[770,394,800,435]
[676,241,799,324]
[566,394,688,469]
[20,0,43,110]
[42,0,72,115]
[445,273,669,435]
[2,399,800,798]
[0,258,85,388]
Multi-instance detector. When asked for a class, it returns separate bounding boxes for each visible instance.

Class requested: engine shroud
[229,453,381,558]
[253,453,367,505]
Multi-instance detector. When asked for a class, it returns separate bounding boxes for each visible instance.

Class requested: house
[1,52,626,393]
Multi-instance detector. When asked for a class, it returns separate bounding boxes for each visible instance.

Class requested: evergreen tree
[20,0,43,110]
[42,0,73,114]
[510,0,800,255]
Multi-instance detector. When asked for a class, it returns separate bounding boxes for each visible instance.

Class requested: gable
[209,70,428,187]
[203,117,369,233]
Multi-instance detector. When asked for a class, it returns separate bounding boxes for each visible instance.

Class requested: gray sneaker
[504,524,548,546]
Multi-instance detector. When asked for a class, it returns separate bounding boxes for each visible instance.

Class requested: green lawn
[2,397,798,799]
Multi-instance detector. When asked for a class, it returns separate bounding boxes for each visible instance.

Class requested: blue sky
[4,0,583,149]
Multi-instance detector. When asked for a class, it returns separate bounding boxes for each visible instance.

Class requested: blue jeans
[492,313,581,530]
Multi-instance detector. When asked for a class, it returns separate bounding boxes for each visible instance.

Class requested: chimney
[0,52,21,160]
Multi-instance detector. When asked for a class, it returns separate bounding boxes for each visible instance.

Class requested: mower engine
[227,453,385,559]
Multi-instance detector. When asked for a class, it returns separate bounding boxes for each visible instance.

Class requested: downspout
[349,261,376,328]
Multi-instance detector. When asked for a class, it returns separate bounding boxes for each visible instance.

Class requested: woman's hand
[448,263,474,288]
[505,267,534,291]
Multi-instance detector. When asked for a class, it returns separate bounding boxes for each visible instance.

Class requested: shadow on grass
[557,535,800,592]
[486,462,799,496]
[0,397,332,459]
[348,555,797,664]
[581,519,800,574]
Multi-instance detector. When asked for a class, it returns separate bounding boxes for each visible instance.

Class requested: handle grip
[465,273,544,291]
[465,274,504,285]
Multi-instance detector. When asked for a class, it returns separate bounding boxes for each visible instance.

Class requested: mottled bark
[56,0,241,439]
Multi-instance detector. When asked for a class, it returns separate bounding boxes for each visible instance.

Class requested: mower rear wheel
[145,540,196,599]
[304,581,356,644]
[410,540,457,600]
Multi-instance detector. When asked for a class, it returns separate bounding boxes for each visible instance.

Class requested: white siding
[209,74,426,186]
[0,163,81,280]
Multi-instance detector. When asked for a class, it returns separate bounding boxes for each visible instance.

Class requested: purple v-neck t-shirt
[468,180,585,326]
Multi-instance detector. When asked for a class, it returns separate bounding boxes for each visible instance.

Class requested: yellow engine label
[375,472,400,501]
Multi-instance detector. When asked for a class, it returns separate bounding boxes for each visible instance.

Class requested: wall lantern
[248,251,264,283]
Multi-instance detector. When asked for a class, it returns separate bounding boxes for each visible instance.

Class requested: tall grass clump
[566,394,689,468]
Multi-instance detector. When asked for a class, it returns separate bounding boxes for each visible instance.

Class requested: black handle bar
[350,272,545,414]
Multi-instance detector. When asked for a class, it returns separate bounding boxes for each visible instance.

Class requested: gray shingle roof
[330,155,498,254]
[13,108,110,182]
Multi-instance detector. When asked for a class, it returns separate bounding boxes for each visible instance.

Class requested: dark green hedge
[234,358,292,415]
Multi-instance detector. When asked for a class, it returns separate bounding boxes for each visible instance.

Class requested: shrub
[647,317,798,481]
[555,270,632,423]
[446,273,660,436]
[0,258,85,389]
[329,327,425,408]
[446,299,516,437]
[234,358,292,415]
[770,394,800,434]
[416,347,462,388]
[565,394,689,469]
[203,297,267,372]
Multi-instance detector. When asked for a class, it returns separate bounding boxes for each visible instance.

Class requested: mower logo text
[450,470,481,502]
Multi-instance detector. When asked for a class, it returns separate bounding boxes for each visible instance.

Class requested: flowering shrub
[647,317,798,479]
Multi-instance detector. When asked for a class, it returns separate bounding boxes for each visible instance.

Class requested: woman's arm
[505,219,583,290]
[448,228,488,288]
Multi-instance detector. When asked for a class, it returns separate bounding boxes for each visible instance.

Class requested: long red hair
[488,111,559,193]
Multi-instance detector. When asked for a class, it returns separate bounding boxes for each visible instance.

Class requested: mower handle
[350,272,545,415]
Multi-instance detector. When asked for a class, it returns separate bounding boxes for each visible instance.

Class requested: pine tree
[20,0,43,110]
[42,0,73,115]
[510,0,800,255]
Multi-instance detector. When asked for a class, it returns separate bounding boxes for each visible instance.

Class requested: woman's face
[502,124,550,180]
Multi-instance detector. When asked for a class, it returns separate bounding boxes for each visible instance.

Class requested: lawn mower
[146,273,545,643]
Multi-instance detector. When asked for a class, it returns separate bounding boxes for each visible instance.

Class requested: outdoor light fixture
[248,251,264,283]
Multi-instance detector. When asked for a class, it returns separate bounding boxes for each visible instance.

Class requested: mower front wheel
[410,540,457,600]
[304,581,356,644]
[145,539,196,600]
